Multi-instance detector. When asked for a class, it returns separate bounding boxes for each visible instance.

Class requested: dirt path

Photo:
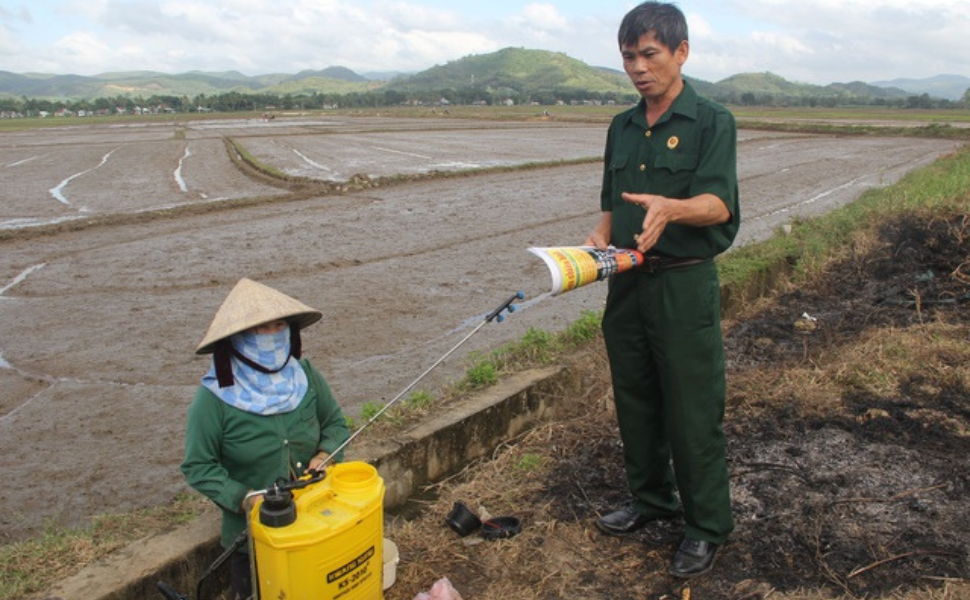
[0,115,963,543]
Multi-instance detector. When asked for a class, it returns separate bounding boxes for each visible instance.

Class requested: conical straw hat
[196,278,322,354]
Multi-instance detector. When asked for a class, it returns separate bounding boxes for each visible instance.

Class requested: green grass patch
[736,119,970,140]
[358,400,384,422]
[559,309,604,345]
[451,309,608,394]
[404,390,434,410]
[227,137,294,181]
[463,359,500,389]
[733,107,970,123]
[515,453,547,472]
[0,493,206,600]
[719,144,970,308]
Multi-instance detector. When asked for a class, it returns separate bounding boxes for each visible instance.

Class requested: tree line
[1,86,967,117]
[1,88,635,116]
[728,90,968,109]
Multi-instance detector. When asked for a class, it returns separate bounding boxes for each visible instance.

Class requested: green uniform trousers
[602,260,734,544]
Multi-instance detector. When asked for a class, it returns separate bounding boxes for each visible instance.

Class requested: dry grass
[385,363,629,600]
[728,319,970,423]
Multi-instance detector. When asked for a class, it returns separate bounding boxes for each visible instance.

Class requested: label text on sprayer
[327,545,375,584]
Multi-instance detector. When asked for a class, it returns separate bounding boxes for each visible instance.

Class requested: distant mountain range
[0,65,382,100]
[1,48,967,102]
[869,74,970,101]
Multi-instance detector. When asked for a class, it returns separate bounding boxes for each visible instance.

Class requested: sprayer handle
[283,470,327,490]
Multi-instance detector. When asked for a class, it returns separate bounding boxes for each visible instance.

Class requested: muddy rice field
[0,110,965,572]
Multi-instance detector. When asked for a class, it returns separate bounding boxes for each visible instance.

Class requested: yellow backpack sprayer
[157,292,524,600]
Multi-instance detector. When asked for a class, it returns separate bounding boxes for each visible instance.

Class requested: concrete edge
[42,507,223,600]
[42,364,582,600]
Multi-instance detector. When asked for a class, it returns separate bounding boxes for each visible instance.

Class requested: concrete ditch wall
[42,365,581,600]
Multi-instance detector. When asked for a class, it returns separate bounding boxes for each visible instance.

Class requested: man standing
[584,1,740,578]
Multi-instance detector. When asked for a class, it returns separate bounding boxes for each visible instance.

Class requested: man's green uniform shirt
[601,81,740,257]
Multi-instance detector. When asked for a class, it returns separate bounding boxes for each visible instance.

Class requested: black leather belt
[640,255,710,273]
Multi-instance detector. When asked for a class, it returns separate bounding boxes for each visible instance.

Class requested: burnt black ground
[532,211,969,599]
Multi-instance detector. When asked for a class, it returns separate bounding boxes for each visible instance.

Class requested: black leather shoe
[595,505,651,535]
[669,538,718,578]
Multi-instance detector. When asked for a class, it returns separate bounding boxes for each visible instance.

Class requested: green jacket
[601,81,740,258]
[181,358,350,548]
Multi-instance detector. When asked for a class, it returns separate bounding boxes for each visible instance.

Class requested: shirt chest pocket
[650,152,699,193]
[654,152,698,172]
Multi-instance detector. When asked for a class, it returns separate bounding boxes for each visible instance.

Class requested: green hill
[0,68,373,101]
[871,74,970,101]
[383,47,633,97]
[716,72,823,97]
[263,76,378,96]
[826,80,909,99]
[705,71,911,104]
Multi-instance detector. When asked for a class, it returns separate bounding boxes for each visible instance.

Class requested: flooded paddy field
[0,113,963,542]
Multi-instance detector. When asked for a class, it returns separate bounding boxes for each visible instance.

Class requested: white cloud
[0,5,31,57]
[378,1,465,31]
[0,0,966,83]
[749,31,811,58]
[515,4,570,32]
[705,0,970,83]
[685,12,713,39]
[501,4,572,47]
[51,31,113,72]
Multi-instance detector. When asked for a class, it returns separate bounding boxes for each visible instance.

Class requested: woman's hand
[308,451,331,473]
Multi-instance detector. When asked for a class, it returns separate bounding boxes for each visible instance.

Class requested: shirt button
[639,164,646,171]
[645,130,652,137]
[283,439,289,446]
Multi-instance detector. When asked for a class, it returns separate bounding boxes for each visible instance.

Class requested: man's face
[621,32,688,103]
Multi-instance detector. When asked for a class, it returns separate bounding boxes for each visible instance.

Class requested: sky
[1,0,968,85]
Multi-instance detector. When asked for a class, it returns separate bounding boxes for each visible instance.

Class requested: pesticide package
[528,246,644,296]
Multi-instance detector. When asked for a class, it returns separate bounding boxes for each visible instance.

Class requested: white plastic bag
[411,576,464,600]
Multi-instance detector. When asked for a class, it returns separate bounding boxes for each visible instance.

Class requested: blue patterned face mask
[202,324,308,415]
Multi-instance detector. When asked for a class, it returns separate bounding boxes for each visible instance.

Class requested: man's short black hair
[618,1,688,51]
